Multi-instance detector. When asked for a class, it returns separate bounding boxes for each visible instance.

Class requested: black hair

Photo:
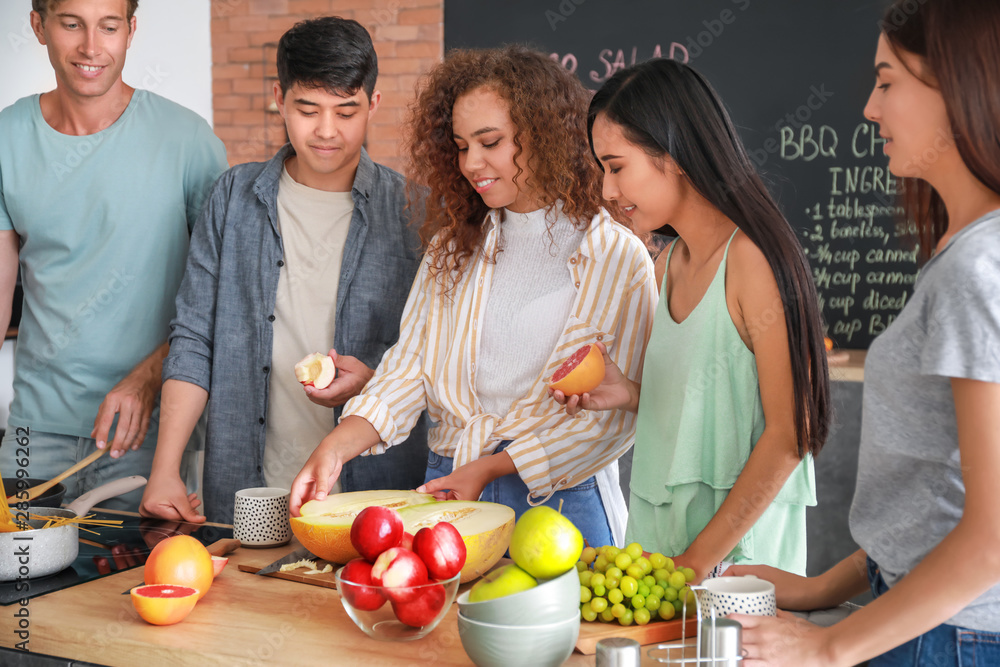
[588,59,831,458]
[276,16,377,99]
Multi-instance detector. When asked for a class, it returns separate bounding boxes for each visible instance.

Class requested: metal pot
[0,476,147,582]
[3,477,68,509]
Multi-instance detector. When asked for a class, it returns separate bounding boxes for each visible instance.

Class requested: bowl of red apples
[335,506,466,641]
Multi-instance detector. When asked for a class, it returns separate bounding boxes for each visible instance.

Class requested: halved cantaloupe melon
[400,500,514,584]
[290,491,515,583]
[291,490,433,564]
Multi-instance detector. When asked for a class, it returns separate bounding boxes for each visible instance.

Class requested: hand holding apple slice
[294,353,337,390]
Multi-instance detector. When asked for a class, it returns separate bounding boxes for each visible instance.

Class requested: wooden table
[0,530,686,666]
[4,327,14,340]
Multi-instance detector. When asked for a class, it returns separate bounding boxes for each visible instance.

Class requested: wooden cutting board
[236,543,341,589]
[575,615,694,654]
[237,560,341,588]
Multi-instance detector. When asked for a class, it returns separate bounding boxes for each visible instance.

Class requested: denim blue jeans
[424,441,613,549]
[867,557,1000,666]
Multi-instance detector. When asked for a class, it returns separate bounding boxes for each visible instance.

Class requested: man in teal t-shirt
[0,0,227,511]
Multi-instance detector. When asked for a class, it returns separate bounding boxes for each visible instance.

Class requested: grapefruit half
[548,343,605,396]
[131,584,199,625]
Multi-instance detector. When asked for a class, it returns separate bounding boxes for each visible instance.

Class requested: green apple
[508,506,583,579]
[467,564,538,602]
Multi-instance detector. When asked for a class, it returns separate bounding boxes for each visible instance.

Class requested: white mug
[696,575,776,617]
[233,487,292,547]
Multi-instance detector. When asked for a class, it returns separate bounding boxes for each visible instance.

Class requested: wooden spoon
[5,447,109,503]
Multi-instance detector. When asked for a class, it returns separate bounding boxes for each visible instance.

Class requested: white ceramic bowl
[457,610,580,667]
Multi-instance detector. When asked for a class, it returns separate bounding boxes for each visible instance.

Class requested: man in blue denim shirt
[138,17,428,524]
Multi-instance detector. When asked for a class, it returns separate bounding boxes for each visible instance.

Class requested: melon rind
[290,490,433,564]
[399,500,515,584]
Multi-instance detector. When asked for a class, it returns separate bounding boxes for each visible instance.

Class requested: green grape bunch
[576,542,697,627]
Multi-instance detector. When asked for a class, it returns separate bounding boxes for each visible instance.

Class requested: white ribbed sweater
[476,205,586,417]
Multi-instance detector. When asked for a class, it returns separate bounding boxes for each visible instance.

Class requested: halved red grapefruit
[131,584,200,625]
[548,343,605,396]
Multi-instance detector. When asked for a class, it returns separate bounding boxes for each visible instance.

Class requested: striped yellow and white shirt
[343,207,657,507]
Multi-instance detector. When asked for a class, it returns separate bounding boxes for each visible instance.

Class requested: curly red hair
[405,46,605,293]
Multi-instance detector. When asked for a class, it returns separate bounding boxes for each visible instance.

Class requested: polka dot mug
[696,575,777,617]
[233,487,292,547]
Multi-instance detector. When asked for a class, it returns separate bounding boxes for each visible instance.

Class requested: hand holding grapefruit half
[548,343,605,396]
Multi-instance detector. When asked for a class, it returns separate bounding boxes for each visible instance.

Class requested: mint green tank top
[627,231,815,569]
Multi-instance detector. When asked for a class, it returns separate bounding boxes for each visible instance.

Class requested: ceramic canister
[233,487,292,547]
[697,575,776,617]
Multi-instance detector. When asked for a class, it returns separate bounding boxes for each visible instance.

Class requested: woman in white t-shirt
[729,1,1000,665]
[290,46,658,549]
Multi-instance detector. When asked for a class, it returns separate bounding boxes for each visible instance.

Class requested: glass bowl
[334,566,461,641]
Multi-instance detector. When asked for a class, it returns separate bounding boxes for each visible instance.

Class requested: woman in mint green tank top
[551,59,831,582]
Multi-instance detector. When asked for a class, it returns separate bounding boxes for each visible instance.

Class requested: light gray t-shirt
[850,209,1000,631]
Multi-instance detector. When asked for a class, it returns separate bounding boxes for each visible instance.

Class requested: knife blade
[254,546,316,576]
[121,538,241,593]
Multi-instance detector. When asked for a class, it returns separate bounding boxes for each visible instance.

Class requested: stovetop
[0,511,232,605]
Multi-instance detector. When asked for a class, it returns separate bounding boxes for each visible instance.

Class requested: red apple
[412,522,467,580]
[339,558,387,612]
[370,547,428,603]
[350,506,404,563]
[391,582,446,627]
[400,531,415,551]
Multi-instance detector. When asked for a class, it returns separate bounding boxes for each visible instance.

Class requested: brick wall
[210,0,444,172]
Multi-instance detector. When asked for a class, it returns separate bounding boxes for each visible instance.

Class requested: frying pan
[3,477,67,508]
[0,476,146,582]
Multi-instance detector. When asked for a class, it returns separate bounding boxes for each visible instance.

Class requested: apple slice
[294,353,336,389]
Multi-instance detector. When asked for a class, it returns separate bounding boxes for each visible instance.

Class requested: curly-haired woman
[289,46,658,547]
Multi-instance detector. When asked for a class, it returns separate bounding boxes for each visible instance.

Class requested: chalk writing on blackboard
[782,122,917,344]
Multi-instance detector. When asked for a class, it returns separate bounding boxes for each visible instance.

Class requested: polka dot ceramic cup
[697,575,777,617]
[233,487,292,548]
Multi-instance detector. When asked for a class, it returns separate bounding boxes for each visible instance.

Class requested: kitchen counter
[828,349,865,383]
[0,519,686,666]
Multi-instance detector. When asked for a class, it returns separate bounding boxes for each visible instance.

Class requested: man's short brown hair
[32,0,139,22]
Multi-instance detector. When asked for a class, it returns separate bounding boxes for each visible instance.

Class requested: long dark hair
[588,59,830,458]
[880,0,1000,260]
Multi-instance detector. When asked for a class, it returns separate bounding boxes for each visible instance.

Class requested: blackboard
[444,0,915,349]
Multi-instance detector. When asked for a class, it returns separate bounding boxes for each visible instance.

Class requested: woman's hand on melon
[417,466,487,503]
[139,472,205,523]
[417,453,513,502]
[548,343,638,415]
[303,350,375,408]
[290,442,345,516]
